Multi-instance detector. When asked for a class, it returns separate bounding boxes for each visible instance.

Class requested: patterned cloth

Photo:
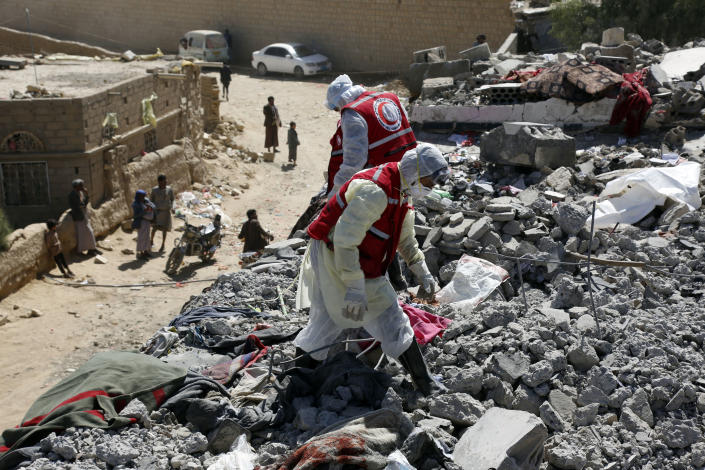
[523,58,624,103]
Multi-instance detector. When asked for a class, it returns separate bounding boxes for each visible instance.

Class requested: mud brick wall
[0,0,515,72]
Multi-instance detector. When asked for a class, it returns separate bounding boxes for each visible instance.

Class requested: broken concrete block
[671,87,705,115]
[408,59,471,95]
[492,351,531,383]
[480,122,576,170]
[539,402,567,431]
[549,389,577,422]
[441,218,474,241]
[428,392,485,426]
[421,77,455,99]
[599,44,634,60]
[494,59,524,76]
[567,341,599,371]
[602,27,625,47]
[94,255,108,264]
[263,238,306,255]
[545,167,574,193]
[622,388,654,427]
[657,47,705,81]
[459,43,491,62]
[467,216,492,241]
[497,33,519,55]
[413,46,446,63]
[452,407,547,470]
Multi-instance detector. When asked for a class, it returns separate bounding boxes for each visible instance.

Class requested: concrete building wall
[0,0,515,71]
[0,99,84,153]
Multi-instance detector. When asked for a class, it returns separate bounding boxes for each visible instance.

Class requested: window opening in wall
[144,129,158,153]
[0,131,45,153]
[0,162,50,206]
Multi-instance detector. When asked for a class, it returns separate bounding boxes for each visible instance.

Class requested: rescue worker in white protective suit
[295,143,449,395]
[324,74,416,198]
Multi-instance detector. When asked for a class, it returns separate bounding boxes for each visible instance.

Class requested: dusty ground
[0,69,339,429]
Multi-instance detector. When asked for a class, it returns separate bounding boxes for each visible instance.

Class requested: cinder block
[480,122,576,169]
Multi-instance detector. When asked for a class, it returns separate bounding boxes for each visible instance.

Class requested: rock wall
[0,143,203,299]
[0,1,515,72]
[0,26,119,57]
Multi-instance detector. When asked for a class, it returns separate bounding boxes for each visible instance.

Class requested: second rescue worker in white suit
[295,143,449,395]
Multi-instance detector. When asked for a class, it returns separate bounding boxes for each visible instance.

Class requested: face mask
[408,181,432,200]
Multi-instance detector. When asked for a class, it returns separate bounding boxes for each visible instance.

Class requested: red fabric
[503,69,543,83]
[327,121,344,193]
[151,388,166,407]
[609,68,652,137]
[342,91,416,167]
[21,390,112,427]
[308,163,411,279]
[401,303,452,346]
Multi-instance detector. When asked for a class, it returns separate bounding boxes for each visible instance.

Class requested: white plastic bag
[180,191,196,204]
[593,161,701,228]
[207,435,256,470]
[436,255,509,310]
[385,449,416,469]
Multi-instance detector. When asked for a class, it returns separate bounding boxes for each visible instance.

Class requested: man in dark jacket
[238,209,273,252]
[263,96,281,153]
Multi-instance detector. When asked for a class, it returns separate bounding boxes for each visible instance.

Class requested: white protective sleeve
[332,180,387,284]
[397,210,424,267]
[334,110,369,190]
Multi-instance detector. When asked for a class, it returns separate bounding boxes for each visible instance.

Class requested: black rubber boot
[387,254,408,291]
[294,347,321,370]
[398,340,446,396]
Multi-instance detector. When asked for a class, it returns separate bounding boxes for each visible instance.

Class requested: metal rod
[516,258,528,315]
[25,8,38,85]
[586,200,601,339]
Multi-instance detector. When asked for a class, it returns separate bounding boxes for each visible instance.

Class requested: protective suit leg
[398,339,446,396]
[387,253,408,291]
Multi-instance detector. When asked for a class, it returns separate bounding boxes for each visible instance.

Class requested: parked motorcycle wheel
[199,250,215,263]
[165,248,184,275]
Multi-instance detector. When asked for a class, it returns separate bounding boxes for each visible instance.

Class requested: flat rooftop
[0,57,177,99]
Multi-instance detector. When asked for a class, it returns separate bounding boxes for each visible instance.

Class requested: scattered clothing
[523,58,623,103]
[202,327,300,355]
[159,370,229,415]
[609,68,653,137]
[0,352,188,467]
[169,305,261,328]
[150,185,174,231]
[238,217,272,252]
[402,303,451,346]
[141,327,179,357]
[287,127,300,162]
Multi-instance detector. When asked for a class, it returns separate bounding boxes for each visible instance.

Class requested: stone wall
[0,143,202,299]
[0,0,515,72]
[0,26,119,57]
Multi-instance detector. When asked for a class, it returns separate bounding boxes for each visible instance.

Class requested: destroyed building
[0,59,218,227]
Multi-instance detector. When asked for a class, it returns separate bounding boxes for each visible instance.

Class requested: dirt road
[0,70,338,429]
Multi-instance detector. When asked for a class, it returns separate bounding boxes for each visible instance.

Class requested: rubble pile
[413,31,705,132]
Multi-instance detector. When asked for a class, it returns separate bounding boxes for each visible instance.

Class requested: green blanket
[0,351,187,468]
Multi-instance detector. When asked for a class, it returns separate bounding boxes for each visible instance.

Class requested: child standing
[45,219,74,278]
[286,121,300,165]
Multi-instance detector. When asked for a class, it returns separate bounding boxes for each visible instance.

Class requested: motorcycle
[165,214,222,275]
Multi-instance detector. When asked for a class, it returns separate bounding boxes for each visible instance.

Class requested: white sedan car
[251,43,332,78]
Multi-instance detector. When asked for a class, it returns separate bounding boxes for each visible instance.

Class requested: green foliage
[551,0,705,50]
[0,208,12,251]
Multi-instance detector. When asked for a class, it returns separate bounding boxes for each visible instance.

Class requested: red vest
[327,121,344,194]
[308,163,411,279]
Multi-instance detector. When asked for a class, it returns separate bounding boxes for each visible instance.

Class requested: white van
[178,30,229,62]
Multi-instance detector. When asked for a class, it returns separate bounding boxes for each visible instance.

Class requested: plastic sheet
[436,255,509,310]
[593,161,701,228]
[385,449,416,469]
[207,434,256,470]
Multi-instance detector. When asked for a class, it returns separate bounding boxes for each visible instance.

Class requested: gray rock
[492,351,531,383]
[466,216,492,241]
[449,212,464,226]
[428,392,485,426]
[263,238,306,254]
[572,403,599,427]
[665,388,686,411]
[95,439,140,467]
[567,342,599,371]
[545,350,567,372]
[539,402,567,431]
[622,388,654,427]
[513,383,543,415]
[452,407,547,470]
[586,366,618,395]
[541,307,570,331]
[619,407,651,434]
[657,420,702,448]
[423,227,443,249]
[119,398,149,424]
[207,418,247,453]
[552,204,589,236]
[482,306,516,329]
[546,441,587,470]
[522,360,554,388]
[577,385,609,407]
[51,436,77,461]
[442,218,474,241]
[575,315,598,335]
[549,389,577,422]
[439,261,458,283]
[445,365,483,395]
[181,433,208,454]
[381,387,403,413]
[488,211,516,222]
[546,167,574,193]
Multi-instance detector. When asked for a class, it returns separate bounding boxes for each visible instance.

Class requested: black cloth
[68,190,87,221]
[169,305,261,328]
[203,327,301,355]
[160,371,229,418]
[276,352,391,422]
[239,218,270,252]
